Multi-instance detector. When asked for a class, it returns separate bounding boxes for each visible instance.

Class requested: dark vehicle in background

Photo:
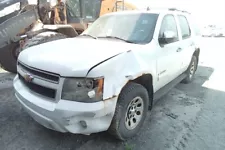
[0,0,136,73]
[0,0,35,72]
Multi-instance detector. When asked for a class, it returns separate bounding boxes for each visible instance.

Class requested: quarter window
[178,15,191,39]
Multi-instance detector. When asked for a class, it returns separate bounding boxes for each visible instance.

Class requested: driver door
[156,14,182,89]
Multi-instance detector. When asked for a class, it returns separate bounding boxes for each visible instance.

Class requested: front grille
[18,74,56,99]
[18,62,59,83]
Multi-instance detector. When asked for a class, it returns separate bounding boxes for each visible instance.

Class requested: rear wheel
[0,31,67,73]
[182,55,198,84]
[108,82,149,141]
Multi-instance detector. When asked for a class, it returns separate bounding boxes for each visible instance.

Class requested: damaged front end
[14,56,119,134]
[14,74,118,134]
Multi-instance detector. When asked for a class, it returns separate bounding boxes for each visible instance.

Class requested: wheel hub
[125,96,144,130]
[189,61,195,78]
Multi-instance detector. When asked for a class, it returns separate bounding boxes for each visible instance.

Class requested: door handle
[176,47,182,52]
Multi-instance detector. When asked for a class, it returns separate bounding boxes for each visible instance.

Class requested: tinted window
[158,14,179,44]
[82,13,159,44]
[81,0,102,21]
[66,0,81,17]
[178,15,191,39]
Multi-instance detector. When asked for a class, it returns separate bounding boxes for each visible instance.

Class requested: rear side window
[178,15,191,39]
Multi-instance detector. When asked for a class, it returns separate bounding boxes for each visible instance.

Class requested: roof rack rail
[168,8,191,14]
[146,7,169,11]
[146,7,191,14]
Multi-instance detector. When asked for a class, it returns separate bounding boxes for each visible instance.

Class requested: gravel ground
[0,37,225,150]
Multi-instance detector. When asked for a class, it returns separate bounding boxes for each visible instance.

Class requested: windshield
[82,13,159,44]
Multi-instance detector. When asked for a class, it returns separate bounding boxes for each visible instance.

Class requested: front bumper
[13,75,117,135]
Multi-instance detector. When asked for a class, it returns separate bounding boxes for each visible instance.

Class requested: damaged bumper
[13,75,117,135]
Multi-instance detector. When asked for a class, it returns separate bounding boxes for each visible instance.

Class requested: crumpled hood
[18,37,135,77]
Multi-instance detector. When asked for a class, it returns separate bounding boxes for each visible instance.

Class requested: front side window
[177,15,191,39]
[158,14,179,45]
[82,13,159,44]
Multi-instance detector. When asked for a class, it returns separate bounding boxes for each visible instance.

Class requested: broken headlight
[61,77,104,103]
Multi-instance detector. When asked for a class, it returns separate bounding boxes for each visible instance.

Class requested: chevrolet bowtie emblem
[24,73,34,83]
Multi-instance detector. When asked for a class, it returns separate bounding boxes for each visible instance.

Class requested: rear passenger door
[176,14,196,73]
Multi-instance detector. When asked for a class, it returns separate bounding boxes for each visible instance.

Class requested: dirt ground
[0,37,225,150]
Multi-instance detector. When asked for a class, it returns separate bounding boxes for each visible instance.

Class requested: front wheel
[108,82,149,141]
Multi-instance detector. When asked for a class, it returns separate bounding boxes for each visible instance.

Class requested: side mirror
[159,31,177,45]
[163,31,176,39]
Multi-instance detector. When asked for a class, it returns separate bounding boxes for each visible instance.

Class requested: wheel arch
[193,48,200,65]
[120,74,154,109]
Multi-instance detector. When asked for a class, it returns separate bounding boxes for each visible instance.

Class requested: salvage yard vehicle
[13,8,200,140]
[0,0,137,73]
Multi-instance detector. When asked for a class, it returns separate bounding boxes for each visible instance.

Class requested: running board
[153,73,187,104]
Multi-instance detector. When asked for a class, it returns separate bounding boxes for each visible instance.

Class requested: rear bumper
[13,75,117,135]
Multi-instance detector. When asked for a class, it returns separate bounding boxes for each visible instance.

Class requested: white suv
[13,8,201,140]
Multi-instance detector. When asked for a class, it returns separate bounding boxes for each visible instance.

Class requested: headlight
[61,77,104,103]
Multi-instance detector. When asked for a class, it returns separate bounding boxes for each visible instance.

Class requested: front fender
[86,50,157,100]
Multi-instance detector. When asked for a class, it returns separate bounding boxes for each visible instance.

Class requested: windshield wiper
[80,34,98,39]
[97,36,136,43]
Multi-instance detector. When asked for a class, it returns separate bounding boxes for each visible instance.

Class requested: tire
[0,32,67,73]
[108,82,149,141]
[0,43,19,73]
[22,31,67,50]
[182,55,198,84]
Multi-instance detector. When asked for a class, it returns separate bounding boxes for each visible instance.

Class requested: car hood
[18,37,137,77]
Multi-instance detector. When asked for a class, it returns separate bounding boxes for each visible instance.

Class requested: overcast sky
[127,0,225,27]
